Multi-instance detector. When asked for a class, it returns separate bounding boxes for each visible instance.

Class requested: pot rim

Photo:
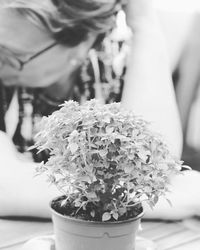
[50,196,144,225]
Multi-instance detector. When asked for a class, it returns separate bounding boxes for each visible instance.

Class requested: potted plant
[33,99,183,250]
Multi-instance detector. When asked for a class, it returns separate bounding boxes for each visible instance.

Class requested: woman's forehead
[0,8,54,53]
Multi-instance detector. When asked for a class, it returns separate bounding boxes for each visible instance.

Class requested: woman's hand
[144,170,200,220]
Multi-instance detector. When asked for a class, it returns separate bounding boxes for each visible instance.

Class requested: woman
[0,0,199,219]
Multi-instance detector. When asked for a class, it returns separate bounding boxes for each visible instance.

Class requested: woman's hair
[1,0,123,46]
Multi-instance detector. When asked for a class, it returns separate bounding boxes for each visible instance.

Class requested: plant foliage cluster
[34,100,182,221]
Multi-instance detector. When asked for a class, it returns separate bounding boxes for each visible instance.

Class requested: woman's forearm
[0,158,58,217]
[0,131,58,217]
[121,0,182,157]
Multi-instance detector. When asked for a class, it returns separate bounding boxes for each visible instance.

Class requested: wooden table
[0,217,200,250]
[140,218,200,250]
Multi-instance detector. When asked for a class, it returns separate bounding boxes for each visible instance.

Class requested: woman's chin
[1,77,19,86]
[1,75,46,88]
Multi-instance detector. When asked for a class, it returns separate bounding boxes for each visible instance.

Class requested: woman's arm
[121,1,200,219]
[176,14,200,137]
[121,0,182,157]
[0,131,59,218]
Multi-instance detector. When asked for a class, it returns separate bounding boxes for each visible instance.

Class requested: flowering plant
[34,99,182,222]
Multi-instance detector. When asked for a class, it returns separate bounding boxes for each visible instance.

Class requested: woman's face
[0,8,96,88]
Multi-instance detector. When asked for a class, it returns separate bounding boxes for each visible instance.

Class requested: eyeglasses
[0,42,57,71]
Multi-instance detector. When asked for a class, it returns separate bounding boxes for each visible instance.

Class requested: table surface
[0,217,200,250]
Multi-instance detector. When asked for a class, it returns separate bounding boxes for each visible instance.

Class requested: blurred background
[155,0,200,171]
[155,0,200,12]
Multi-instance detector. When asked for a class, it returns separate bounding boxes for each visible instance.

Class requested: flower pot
[50,198,144,250]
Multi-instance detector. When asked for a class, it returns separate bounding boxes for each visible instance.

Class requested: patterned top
[0,34,130,162]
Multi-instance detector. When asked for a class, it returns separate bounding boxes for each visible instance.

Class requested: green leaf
[99,149,108,157]
[90,210,95,218]
[106,127,114,134]
[166,198,173,207]
[153,195,159,204]
[118,207,127,216]
[102,212,111,221]
[137,149,149,162]
[79,176,91,183]
[69,143,78,153]
[61,199,67,207]
[87,192,97,199]
[124,165,133,174]
[112,212,119,220]
[74,200,82,207]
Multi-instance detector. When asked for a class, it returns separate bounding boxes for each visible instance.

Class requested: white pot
[50,198,144,250]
